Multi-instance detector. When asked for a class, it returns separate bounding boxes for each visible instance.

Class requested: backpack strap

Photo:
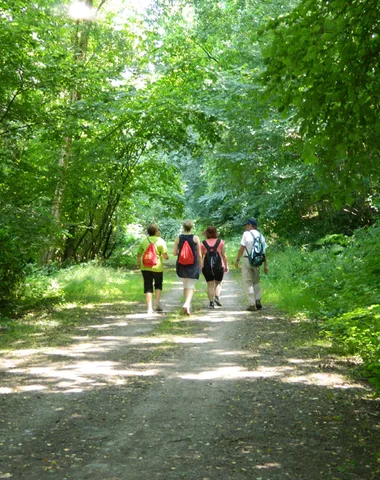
[202,239,221,251]
[245,231,258,255]
[202,240,211,251]
[147,237,158,254]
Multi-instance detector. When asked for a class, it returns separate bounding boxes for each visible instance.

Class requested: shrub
[264,222,380,388]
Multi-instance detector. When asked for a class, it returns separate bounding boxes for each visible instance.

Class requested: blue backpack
[246,232,265,267]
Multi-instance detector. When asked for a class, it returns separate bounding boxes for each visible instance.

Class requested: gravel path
[0,273,379,479]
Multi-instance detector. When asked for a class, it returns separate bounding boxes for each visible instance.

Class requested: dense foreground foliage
[264,223,380,389]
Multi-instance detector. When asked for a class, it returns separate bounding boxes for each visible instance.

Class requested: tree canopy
[1,0,379,300]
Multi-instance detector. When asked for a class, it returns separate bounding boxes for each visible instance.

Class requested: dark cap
[243,218,257,226]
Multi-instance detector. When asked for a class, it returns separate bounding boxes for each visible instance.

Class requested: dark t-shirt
[176,234,200,279]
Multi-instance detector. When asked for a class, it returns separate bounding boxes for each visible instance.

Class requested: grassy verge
[261,224,380,390]
[0,261,179,350]
[0,249,207,351]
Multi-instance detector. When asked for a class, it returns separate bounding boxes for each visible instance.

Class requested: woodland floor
[0,272,379,480]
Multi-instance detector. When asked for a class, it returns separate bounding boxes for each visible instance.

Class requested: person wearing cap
[234,218,268,311]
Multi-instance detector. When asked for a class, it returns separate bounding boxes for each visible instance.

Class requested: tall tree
[260,0,380,201]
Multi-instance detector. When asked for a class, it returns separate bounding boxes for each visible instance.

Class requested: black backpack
[246,232,265,267]
[202,239,223,276]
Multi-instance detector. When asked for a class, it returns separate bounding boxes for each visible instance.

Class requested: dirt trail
[0,273,379,480]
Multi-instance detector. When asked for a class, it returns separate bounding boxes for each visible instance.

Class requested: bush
[264,222,380,388]
[322,305,380,389]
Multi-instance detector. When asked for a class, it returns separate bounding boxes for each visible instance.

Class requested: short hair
[183,220,193,232]
[147,224,159,236]
[205,226,218,239]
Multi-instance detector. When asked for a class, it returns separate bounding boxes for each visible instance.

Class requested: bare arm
[173,236,179,256]
[194,236,202,264]
[263,255,268,274]
[221,245,229,272]
[234,245,245,268]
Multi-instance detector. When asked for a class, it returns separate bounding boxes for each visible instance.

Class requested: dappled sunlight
[194,310,249,323]
[177,361,366,390]
[256,462,282,470]
[19,384,47,393]
[98,335,163,344]
[1,360,161,395]
[85,323,116,329]
[1,287,368,401]
[0,385,47,394]
[172,336,213,344]
[283,372,365,389]
[211,348,257,357]
[179,365,292,381]
[122,313,162,319]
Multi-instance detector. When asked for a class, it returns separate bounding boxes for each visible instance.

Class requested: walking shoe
[156,303,164,312]
[182,305,191,316]
[247,305,257,311]
[209,301,215,309]
[255,300,263,310]
[214,296,222,306]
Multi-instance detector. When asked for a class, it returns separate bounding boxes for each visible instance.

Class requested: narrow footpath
[0,273,379,480]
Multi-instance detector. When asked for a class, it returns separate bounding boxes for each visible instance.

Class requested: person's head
[243,218,258,230]
[204,226,218,239]
[183,220,194,233]
[147,224,159,236]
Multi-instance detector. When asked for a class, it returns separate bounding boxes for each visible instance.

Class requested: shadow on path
[0,274,379,479]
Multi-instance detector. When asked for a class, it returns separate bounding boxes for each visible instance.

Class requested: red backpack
[178,239,195,265]
[142,239,158,267]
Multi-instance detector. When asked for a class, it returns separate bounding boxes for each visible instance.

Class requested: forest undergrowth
[263,223,380,390]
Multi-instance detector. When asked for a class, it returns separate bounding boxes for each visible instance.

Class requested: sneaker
[147,309,154,315]
[255,300,263,310]
[156,303,164,312]
[209,301,215,309]
[182,305,191,316]
[214,296,222,306]
[247,305,257,312]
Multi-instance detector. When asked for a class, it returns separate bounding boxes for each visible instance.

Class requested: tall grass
[0,261,180,349]
[57,264,140,303]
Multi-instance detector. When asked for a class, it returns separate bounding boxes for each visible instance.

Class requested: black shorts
[202,268,224,283]
[141,271,163,293]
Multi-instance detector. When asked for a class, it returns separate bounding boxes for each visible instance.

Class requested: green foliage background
[0,0,379,387]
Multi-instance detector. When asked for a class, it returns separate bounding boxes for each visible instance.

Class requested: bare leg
[145,292,153,313]
[183,289,194,315]
[215,281,222,299]
[155,289,162,310]
[207,281,215,301]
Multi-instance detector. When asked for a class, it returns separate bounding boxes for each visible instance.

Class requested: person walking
[201,226,229,309]
[234,218,268,311]
[137,224,169,315]
[173,220,202,315]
